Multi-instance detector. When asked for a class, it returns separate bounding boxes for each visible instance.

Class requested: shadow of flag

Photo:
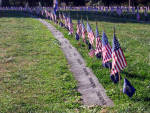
[110,72,122,84]
[102,61,112,69]
[75,33,80,41]
[123,78,136,97]
[85,40,92,50]
[95,52,102,59]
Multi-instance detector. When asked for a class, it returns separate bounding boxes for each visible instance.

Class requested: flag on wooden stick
[68,16,74,35]
[102,31,112,64]
[81,20,86,42]
[95,23,102,58]
[87,21,95,45]
[75,20,81,40]
[111,33,127,75]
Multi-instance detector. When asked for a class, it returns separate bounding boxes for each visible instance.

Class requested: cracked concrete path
[38,18,113,107]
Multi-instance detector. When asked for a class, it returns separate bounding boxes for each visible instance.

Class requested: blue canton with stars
[112,34,120,52]
[102,31,109,46]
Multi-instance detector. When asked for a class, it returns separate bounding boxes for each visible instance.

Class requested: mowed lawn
[48,11,150,113]
[0,11,103,113]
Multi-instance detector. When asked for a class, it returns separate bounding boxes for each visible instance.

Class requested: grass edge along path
[0,12,103,113]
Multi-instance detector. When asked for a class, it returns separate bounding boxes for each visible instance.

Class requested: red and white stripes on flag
[68,17,74,34]
[81,21,86,41]
[87,21,95,45]
[111,35,127,74]
[69,23,74,34]
[111,48,127,74]
[88,31,95,45]
[102,44,112,63]
[102,31,112,63]
[82,29,86,41]
[95,36,102,54]
[95,25,102,55]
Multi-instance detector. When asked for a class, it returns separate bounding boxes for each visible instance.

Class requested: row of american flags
[0,5,150,21]
[0,6,136,98]
[59,6,149,21]
[45,9,135,97]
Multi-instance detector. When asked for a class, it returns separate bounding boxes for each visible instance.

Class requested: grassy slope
[47,11,150,113]
[0,11,102,113]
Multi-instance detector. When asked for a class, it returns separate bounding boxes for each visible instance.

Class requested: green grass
[46,11,150,113]
[0,11,103,113]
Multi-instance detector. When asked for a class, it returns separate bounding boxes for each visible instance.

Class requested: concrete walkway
[38,18,113,107]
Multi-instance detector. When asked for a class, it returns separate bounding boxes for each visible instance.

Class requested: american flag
[95,25,102,55]
[89,49,95,58]
[81,20,86,41]
[68,17,74,34]
[102,31,112,63]
[111,34,127,74]
[87,21,95,45]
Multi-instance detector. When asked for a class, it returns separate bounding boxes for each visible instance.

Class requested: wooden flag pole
[119,72,122,98]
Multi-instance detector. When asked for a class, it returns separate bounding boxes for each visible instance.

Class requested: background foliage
[2,0,150,7]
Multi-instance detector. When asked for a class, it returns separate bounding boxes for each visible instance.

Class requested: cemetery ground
[47,11,150,112]
[0,10,150,113]
[0,11,103,113]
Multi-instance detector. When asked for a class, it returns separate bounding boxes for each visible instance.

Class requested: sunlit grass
[47,11,150,113]
[0,11,103,112]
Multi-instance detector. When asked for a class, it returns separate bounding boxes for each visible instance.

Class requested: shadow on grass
[122,71,150,81]
[0,10,31,18]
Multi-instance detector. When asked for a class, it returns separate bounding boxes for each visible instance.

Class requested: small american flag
[87,21,95,45]
[89,49,95,58]
[95,25,102,55]
[111,34,127,74]
[68,17,74,34]
[102,31,112,63]
[81,20,86,41]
